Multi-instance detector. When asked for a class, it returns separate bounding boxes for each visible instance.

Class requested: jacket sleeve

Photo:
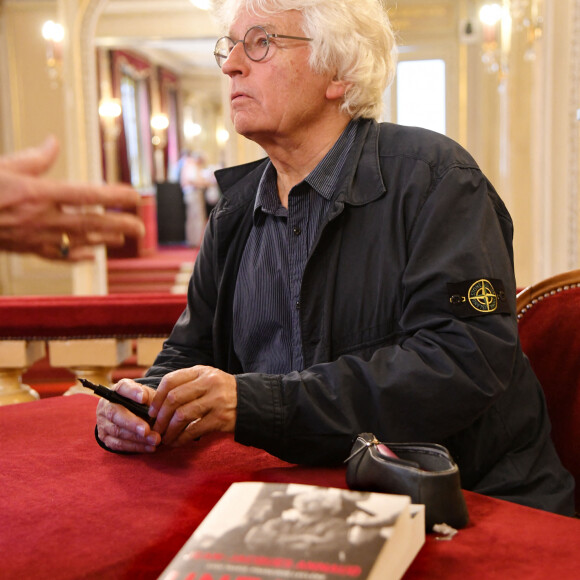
[234,165,529,466]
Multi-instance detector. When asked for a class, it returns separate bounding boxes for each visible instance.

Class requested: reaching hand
[0,136,145,260]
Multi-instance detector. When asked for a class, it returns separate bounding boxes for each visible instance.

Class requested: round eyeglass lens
[243,26,270,61]
[214,36,234,67]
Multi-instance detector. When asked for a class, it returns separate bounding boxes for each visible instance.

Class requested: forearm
[234,315,519,465]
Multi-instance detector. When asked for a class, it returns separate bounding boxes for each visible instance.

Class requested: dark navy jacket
[142,119,575,516]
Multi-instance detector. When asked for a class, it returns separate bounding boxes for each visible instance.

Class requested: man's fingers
[99,398,140,431]
[37,241,96,262]
[71,211,144,238]
[0,136,60,176]
[98,431,159,454]
[3,167,142,210]
[8,210,143,241]
[171,415,221,447]
[149,366,203,419]
[152,387,201,440]
[113,379,156,407]
[46,180,142,209]
[158,399,206,445]
[0,225,133,261]
[96,398,160,453]
[148,367,237,447]
[54,211,145,241]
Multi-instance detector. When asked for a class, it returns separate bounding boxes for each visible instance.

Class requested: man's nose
[221,41,247,74]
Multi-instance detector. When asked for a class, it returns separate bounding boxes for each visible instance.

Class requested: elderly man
[96,0,575,516]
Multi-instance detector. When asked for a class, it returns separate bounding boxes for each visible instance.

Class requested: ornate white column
[568,0,580,269]
[59,0,109,294]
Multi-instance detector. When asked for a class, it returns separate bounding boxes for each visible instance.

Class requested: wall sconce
[151,113,169,148]
[479,3,503,74]
[216,128,230,147]
[189,0,211,9]
[41,20,64,87]
[151,113,170,182]
[511,0,543,62]
[480,3,503,27]
[478,0,542,76]
[98,99,122,183]
[184,120,202,141]
[98,98,122,140]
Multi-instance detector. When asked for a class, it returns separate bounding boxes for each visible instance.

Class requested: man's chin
[232,122,262,144]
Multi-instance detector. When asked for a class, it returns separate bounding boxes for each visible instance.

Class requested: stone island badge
[447,278,510,318]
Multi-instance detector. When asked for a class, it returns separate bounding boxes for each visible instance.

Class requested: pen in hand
[79,378,156,428]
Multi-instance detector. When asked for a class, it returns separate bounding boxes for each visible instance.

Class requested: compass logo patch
[448,278,510,318]
[468,279,498,312]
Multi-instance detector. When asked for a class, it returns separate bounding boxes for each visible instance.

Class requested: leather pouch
[345,432,469,530]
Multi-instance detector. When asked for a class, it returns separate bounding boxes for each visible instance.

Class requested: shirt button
[293,226,302,236]
[296,301,301,310]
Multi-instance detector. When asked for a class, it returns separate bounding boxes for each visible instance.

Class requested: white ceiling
[95,35,219,73]
[96,0,221,73]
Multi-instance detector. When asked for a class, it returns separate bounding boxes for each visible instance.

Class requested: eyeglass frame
[213,25,313,68]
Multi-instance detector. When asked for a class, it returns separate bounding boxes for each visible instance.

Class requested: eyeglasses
[214,25,313,68]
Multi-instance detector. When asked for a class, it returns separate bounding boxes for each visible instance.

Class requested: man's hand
[149,366,237,446]
[0,136,145,260]
[96,380,161,453]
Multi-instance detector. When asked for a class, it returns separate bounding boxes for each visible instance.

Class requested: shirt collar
[306,119,359,199]
[254,119,360,216]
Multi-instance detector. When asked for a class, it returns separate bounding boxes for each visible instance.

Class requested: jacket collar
[214,118,386,208]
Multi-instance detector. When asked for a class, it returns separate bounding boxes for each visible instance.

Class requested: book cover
[158,482,425,580]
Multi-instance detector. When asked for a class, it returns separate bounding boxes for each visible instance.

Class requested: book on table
[158,481,425,580]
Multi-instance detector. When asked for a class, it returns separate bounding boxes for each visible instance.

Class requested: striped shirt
[233,120,359,373]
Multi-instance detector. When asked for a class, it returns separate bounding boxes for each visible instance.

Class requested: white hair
[212,0,398,119]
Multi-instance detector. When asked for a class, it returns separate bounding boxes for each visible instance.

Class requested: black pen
[79,378,156,428]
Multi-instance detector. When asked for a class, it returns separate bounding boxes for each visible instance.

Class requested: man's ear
[326,77,351,101]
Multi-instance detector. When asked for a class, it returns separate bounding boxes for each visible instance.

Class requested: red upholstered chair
[516,269,580,513]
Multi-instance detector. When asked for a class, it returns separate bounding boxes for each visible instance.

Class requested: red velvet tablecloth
[1,396,578,580]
